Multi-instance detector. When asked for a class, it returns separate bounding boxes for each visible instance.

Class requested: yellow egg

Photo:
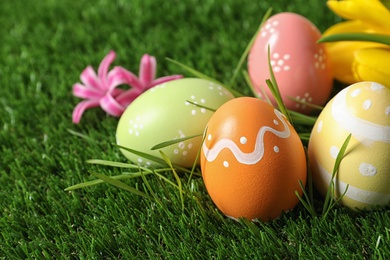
[308,81,390,209]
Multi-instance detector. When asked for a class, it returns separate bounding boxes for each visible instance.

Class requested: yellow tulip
[323,0,390,86]
[353,48,390,88]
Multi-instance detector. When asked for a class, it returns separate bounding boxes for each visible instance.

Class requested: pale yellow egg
[309,81,390,209]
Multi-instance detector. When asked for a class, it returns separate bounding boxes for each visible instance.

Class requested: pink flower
[72,51,182,124]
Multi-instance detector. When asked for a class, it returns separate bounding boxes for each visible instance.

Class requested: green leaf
[380,0,390,11]
[151,133,203,150]
[166,57,244,97]
[318,33,390,46]
[228,7,273,88]
[89,171,152,199]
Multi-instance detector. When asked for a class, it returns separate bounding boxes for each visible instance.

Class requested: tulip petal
[325,41,383,84]
[327,0,390,33]
[72,100,100,124]
[323,20,371,36]
[352,47,390,88]
[72,83,103,99]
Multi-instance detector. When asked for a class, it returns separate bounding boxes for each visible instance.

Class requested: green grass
[1,0,389,258]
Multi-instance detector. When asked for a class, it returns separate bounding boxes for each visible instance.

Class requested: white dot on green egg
[385,106,390,115]
[129,129,133,135]
[208,134,212,141]
[191,110,196,115]
[185,101,190,106]
[135,131,139,136]
[201,98,206,103]
[317,120,323,133]
[183,151,188,156]
[179,142,185,149]
[174,149,179,155]
[274,146,279,153]
[359,163,377,176]
[129,119,133,125]
[191,95,195,100]
[363,99,372,110]
[240,137,247,144]
[188,143,193,149]
[201,108,206,113]
[138,158,143,163]
[330,146,339,159]
[350,88,361,97]
[223,161,229,168]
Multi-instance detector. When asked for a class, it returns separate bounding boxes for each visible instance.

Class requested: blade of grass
[228,7,273,87]
[185,100,216,112]
[322,134,352,216]
[242,70,264,100]
[287,96,324,111]
[318,33,390,45]
[289,111,317,126]
[187,126,207,185]
[159,151,184,211]
[113,144,191,173]
[166,57,244,97]
[64,171,152,191]
[380,0,390,11]
[266,45,293,124]
[89,171,152,199]
[151,134,203,150]
[67,129,100,143]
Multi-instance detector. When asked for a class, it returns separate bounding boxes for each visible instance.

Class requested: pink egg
[248,12,333,114]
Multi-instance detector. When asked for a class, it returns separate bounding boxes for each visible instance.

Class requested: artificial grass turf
[1,0,390,258]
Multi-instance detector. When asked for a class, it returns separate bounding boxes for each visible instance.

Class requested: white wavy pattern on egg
[202,109,290,165]
[331,86,390,143]
[317,163,390,205]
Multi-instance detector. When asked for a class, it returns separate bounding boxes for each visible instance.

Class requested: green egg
[116,78,235,168]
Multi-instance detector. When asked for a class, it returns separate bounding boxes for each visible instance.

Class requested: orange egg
[200,97,307,221]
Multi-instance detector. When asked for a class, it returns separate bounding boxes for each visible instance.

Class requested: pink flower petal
[80,66,102,90]
[115,88,143,108]
[106,67,130,91]
[99,94,125,117]
[98,50,116,87]
[150,75,183,88]
[73,83,104,99]
[139,54,156,87]
[72,100,100,124]
[116,66,144,90]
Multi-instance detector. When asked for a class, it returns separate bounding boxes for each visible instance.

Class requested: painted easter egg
[309,81,390,209]
[248,12,333,114]
[201,97,307,221]
[116,78,234,168]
